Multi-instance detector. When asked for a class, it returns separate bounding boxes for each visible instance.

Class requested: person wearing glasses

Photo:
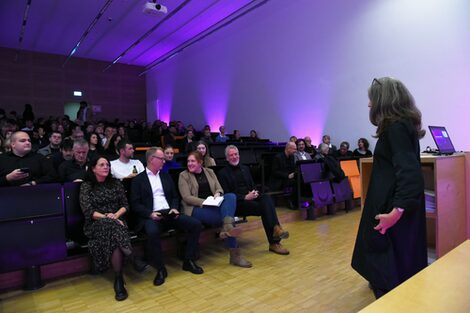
[351,77,427,299]
[130,147,204,287]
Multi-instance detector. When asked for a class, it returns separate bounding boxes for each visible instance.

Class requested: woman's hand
[214,193,221,198]
[374,208,403,234]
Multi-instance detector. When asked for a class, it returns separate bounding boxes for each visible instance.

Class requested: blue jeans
[191,193,237,248]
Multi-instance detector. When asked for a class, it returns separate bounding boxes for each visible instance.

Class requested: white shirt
[146,168,170,212]
[110,158,145,180]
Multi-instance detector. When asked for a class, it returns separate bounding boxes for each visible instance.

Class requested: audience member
[105,134,122,160]
[196,141,216,167]
[87,132,104,160]
[184,129,197,153]
[110,141,144,180]
[335,141,353,158]
[289,135,297,142]
[231,129,243,143]
[178,151,251,268]
[79,156,139,301]
[304,136,316,156]
[161,145,181,173]
[52,138,74,170]
[294,138,312,162]
[102,126,114,148]
[22,103,35,122]
[268,142,297,208]
[353,138,373,157]
[320,135,337,154]
[0,131,57,186]
[218,145,290,255]
[130,147,203,286]
[76,101,92,125]
[200,128,213,144]
[248,129,259,141]
[58,139,90,182]
[215,126,229,143]
[37,131,62,157]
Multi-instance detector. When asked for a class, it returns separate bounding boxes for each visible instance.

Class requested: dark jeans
[236,194,280,244]
[144,215,202,269]
[191,193,237,248]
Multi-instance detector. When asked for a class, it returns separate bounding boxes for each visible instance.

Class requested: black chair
[0,183,66,290]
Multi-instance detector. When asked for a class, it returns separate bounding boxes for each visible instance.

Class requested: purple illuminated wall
[146,0,470,150]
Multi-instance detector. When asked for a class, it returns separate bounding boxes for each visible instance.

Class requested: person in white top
[110,141,144,180]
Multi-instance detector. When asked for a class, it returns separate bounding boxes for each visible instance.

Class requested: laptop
[428,126,456,155]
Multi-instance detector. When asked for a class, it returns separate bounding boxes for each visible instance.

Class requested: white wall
[146,0,470,151]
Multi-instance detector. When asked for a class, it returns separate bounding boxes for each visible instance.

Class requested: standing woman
[351,77,427,298]
[79,156,133,301]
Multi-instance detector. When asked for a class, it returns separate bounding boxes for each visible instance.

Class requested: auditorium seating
[0,183,67,290]
[339,159,361,199]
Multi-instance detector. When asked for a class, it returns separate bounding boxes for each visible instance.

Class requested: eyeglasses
[371,78,382,86]
[152,155,166,161]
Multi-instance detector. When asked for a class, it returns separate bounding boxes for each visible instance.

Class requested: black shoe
[114,273,128,301]
[153,267,167,286]
[182,259,204,274]
[132,257,149,273]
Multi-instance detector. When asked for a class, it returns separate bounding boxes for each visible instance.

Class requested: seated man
[268,142,297,208]
[58,139,89,182]
[37,131,62,157]
[215,126,229,143]
[319,134,337,155]
[110,140,145,180]
[0,131,57,186]
[218,145,290,255]
[130,147,203,287]
[52,138,74,170]
[334,141,353,159]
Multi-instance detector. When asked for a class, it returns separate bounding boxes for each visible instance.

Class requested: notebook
[428,126,456,155]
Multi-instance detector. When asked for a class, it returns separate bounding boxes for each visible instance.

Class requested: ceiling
[0,0,262,71]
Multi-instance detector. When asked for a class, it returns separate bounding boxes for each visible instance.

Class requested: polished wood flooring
[0,208,376,313]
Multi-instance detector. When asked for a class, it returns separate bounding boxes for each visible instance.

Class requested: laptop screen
[428,126,456,154]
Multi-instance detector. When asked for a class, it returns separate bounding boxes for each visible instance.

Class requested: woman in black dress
[79,156,131,301]
[351,77,427,298]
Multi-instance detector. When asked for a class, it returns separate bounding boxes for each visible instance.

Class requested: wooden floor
[0,208,376,313]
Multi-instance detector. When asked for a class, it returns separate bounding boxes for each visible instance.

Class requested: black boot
[114,272,128,301]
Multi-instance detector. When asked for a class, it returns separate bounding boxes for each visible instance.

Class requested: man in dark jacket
[130,147,203,287]
[0,131,57,186]
[218,145,290,255]
[268,142,297,208]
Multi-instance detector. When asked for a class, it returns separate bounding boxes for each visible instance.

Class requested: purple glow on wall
[275,83,329,145]
[155,99,171,123]
[199,71,232,131]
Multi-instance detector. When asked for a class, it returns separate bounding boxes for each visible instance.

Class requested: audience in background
[320,135,337,154]
[110,141,145,180]
[58,139,89,182]
[161,145,181,173]
[86,132,104,160]
[231,129,243,143]
[196,141,216,167]
[201,128,213,144]
[184,129,197,153]
[105,134,122,160]
[353,138,373,157]
[248,129,259,141]
[335,141,353,158]
[289,135,297,143]
[303,136,317,157]
[294,138,312,162]
[269,142,297,209]
[215,126,229,143]
[37,131,62,157]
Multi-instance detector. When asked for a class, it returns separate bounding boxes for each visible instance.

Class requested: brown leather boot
[219,216,242,239]
[229,248,252,268]
[272,225,289,241]
[269,243,290,255]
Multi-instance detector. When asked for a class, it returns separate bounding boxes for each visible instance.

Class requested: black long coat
[351,120,427,291]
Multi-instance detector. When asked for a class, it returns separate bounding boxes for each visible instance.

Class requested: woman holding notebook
[179,151,252,268]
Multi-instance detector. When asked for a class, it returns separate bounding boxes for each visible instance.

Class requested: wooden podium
[360,154,467,258]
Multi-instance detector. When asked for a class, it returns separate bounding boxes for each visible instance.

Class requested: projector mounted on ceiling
[143,1,168,15]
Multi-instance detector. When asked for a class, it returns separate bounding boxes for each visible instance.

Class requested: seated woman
[79,156,142,301]
[294,138,312,162]
[196,141,216,167]
[161,145,181,173]
[87,132,104,160]
[178,151,252,268]
[353,138,372,157]
[105,134,122,160]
